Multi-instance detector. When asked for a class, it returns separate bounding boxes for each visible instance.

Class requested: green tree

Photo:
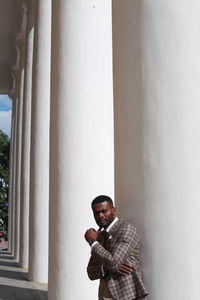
[0,130,10,240]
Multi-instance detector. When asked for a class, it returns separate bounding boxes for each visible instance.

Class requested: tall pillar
[28,0,51,283]
[9,53,23,256]
[7,93,16,254]
[8,65,19,255]
[14,33,26,262]
[19,0,35,268]
[113,1,200,299]
[48,1,114,299]
[9,68,19,257]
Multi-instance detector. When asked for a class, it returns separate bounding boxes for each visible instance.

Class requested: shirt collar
[105,217,118,232]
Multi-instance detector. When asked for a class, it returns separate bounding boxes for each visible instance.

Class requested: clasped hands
[85,228,100,242]
[84,228,133,276]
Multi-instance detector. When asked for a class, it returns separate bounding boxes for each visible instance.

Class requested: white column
[9,40,25,260]
[8,68,19,255]
[19,0,34,268]
[113,1,200,299]
[7,94,16,254]
[9,61,21,257]
[10,71,19,257]
[14,33,26,262]
[48,1,114,300]
[28,0,51,283]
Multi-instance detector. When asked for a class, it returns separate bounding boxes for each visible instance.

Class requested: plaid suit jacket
[87,219,148,300]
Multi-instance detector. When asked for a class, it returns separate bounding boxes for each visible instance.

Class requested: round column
[7,94,16,254]
[113,1,200,299]
[48,1,114,299]
[28,0,51,283]
[9,69,19,257]
[19,0,35,268]
[8,70,19,255]
[13,32,26,263]
[9,63,21,257]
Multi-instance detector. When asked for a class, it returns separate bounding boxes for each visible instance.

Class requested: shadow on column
[113,0,150,294]
[113,0,145,229]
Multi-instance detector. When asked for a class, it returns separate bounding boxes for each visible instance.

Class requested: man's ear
[112,207,116,215]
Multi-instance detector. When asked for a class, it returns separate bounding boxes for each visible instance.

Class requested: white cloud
[0,110,12,137]
[0,95,12,111]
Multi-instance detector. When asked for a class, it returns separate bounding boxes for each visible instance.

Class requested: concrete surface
[0,254,47,300]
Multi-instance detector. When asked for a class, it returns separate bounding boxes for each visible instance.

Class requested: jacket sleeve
[91,222,140,272]
[87,252,102,280]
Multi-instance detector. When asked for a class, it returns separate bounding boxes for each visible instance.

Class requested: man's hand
[115,263,133,275]
[84,228,100,243]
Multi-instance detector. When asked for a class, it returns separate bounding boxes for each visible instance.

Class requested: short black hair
[91,195,114,207]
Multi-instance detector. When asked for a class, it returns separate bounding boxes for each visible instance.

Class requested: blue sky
[0,95,12,137]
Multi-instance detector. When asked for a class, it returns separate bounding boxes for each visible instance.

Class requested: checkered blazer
[87,219,148,300]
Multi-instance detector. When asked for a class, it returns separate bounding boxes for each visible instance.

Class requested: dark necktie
[100,230,110,249]
[99,230,110,278]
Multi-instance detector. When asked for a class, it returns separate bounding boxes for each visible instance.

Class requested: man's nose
[98,212,104,218]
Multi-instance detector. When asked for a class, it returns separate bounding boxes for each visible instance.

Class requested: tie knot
[100,230,110,247]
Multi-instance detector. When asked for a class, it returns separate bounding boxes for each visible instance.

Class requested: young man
[84,195,148,300]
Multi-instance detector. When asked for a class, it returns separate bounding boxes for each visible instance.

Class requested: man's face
[92,201,116,229]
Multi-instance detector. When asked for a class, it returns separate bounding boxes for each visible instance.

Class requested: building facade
[1,1,200,299]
